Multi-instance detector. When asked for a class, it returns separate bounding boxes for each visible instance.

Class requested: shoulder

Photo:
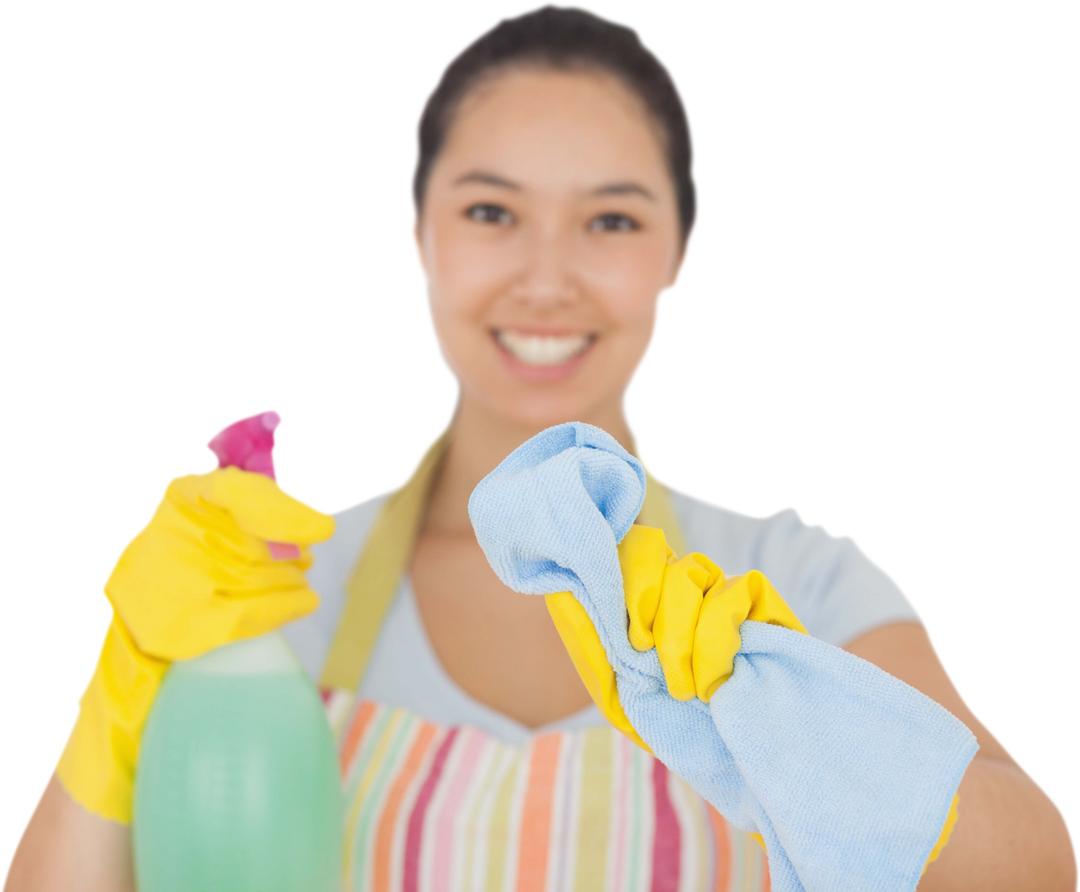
[660,479,924,647]
[667,489,791,565]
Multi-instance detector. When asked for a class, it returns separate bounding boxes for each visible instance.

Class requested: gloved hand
[546,523,960,866]
[545,524,806,753]
[56,468,335,823]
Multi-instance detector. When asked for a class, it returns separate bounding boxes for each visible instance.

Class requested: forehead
[455,63,648,119]
[433,67,672,195]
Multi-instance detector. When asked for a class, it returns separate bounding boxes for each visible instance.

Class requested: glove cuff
[748,794,959,867]
[923,794,960,873]
[56,614,168,824]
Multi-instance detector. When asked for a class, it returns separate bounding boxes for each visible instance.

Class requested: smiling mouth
[492,329,596,366]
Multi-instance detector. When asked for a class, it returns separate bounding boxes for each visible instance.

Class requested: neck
[424,394,634,534]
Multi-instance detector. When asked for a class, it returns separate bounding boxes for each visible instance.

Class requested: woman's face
[417,67,684,429]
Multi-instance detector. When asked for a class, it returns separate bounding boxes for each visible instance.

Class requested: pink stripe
[373,723,439,892]
[403,727,459,892]
[650,760,681,892]
[430,729,487,892]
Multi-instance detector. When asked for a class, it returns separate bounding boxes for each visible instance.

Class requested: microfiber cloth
[468,422,978,892]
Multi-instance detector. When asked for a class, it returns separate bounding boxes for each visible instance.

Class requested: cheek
[603,297,657,362]
[427,231,503,315]
[606,274,662,332]
[582,237,673,332]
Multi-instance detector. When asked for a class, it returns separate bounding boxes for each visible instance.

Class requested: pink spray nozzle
[209,412,300,560]
[203,406,285,483]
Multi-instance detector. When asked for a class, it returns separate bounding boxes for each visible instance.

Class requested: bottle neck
[176,631,302,676]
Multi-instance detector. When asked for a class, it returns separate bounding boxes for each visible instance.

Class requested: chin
[484,386,612,432]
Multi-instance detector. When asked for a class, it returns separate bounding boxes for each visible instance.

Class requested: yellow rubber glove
[547,525,958,864]
[545,525,805,749]
[56,467,335,823]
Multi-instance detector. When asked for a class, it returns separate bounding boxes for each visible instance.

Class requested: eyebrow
[451,168,652,199]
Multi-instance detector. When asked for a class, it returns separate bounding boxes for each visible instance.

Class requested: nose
[508,224,580,308]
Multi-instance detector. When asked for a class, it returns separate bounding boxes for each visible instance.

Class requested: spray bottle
[132,413,342,892]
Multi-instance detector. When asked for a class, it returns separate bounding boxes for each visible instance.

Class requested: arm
[920,755,1073,889]
[5,777,134,892]
[844,621,1076,891]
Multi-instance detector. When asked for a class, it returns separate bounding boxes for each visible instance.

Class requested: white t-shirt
[284,488,919,744]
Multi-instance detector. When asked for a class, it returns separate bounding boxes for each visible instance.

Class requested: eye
[591,211,639,231]
[466,204,511,225]
[466,204,639,231]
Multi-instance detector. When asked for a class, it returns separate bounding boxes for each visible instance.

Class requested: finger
[106,520,319,657]
[545,591,652,754]
[204,467,336,545]
[224,586,320,643]
[744,570,808,634]
[693,576,752,702]
[653,553,717,701]
[618,525,670,650]
[158,586,320,660]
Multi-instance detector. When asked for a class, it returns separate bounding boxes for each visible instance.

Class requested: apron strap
[319,432,688,693]
[318,431,450,692]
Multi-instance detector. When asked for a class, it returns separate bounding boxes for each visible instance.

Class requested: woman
[304,5,786,881]
[298,5,1080,881]
[12,3,1075,885]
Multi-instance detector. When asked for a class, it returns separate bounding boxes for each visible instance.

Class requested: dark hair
[414,6,695,243]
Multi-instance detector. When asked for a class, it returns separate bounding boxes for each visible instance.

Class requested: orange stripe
[340,700,379,776]
[707,806,732,892]
[759,847,771,892]
[372,722,439,892]
[514,733,562,892]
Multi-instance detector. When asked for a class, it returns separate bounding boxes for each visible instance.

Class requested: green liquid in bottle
[133,634,342,892]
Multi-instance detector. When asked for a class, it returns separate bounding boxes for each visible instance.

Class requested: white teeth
[495,330,592,366]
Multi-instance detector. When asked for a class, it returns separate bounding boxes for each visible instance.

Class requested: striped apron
[317,434,771,892]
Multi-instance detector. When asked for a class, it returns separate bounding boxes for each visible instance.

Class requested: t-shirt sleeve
[671,491,920,647]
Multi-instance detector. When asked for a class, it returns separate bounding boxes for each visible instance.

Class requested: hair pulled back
[414,6,695,243]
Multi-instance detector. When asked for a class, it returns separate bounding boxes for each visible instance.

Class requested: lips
[494,326,596,336]
[492,328,600,380]
[494,328,596,356]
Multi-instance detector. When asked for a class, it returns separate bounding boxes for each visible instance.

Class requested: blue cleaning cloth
[468,422,978,892]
